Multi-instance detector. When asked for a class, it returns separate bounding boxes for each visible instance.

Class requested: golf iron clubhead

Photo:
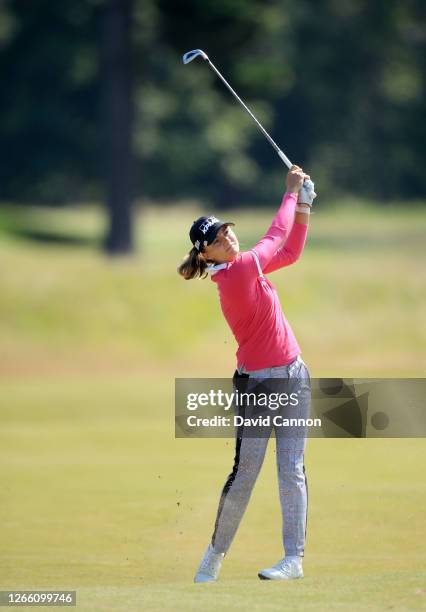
[182,49,209,64]
[182,48,316,201]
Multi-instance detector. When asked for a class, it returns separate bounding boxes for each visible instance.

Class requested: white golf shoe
[194,543,225,583]
[258,557,304,580]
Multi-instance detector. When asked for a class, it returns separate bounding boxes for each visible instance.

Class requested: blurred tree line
[0,0,425,252]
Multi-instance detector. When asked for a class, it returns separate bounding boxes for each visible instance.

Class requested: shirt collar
[207,263,228,275]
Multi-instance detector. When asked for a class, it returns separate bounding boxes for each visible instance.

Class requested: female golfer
[178,165,315,582]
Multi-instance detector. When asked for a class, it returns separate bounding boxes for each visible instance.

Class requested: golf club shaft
[206,59,293,169]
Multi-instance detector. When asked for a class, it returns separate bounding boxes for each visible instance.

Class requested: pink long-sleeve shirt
[210,192,308,371]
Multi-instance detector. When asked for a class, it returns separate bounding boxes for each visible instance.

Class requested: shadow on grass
[0,205,102,250]
[6,226,99,248]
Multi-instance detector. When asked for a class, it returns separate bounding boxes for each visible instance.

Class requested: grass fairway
[0,202,426,610]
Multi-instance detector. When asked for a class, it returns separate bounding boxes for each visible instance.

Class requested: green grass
[0,202,426,610]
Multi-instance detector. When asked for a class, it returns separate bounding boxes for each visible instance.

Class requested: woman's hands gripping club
[286,166,317,207]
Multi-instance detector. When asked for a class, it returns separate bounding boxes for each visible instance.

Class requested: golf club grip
[279,151,314,196]
[277,150,292,169]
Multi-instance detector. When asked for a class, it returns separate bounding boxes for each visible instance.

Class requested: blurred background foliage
[0,0,425,212]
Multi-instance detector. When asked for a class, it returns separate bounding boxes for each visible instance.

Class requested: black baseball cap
[189,215,234,252]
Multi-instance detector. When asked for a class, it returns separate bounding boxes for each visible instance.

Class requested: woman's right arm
[262,219,309,274]
[225,166,306,285]
[251,166,306,269]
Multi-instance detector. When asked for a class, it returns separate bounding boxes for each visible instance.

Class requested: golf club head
[182,49,209,64]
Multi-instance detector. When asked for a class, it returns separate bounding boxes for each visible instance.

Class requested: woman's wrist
[296,205,311,214]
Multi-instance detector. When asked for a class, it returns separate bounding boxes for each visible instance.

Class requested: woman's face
[202,225,239,263]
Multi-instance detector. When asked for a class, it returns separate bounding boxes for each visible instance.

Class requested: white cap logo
[199,216,219,235]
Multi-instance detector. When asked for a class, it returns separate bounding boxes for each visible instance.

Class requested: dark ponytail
[177,247,209,280]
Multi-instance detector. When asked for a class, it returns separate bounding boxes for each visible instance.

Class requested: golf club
[183,49,292,169]
[183,48,315,201]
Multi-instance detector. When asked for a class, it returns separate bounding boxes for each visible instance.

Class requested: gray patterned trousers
[211,356,311,557]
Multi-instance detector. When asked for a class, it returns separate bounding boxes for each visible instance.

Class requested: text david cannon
[186,415,321,428]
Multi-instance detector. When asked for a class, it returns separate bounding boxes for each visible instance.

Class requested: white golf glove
[298,178,317,207]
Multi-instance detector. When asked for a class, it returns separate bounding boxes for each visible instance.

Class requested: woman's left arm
[262,207,310,274]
